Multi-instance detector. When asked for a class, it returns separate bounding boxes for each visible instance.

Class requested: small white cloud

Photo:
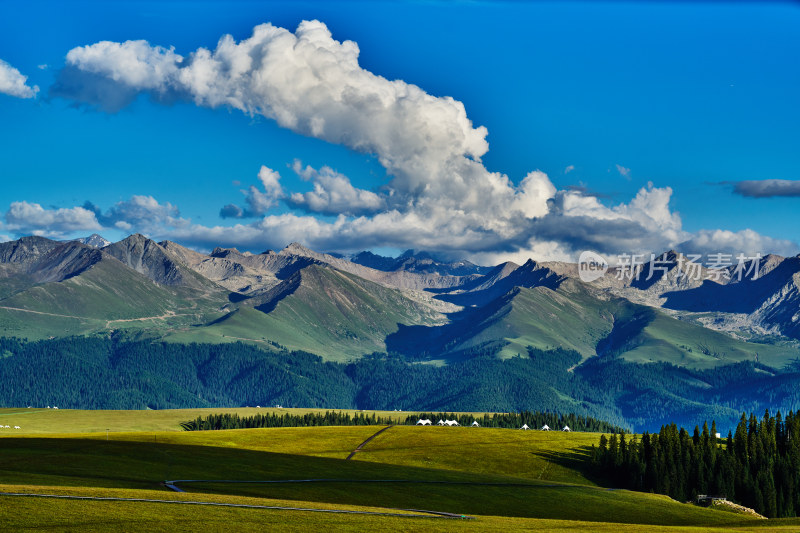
[679,229,798,258]
[4,201,101,237]
[732,179,800,198]
[564,165,575,174]
[65,40,181,91]
[220,166,283,219]
[288,162,385,216]
[84,195,185,232]
[0,59,39,99]
[37,64,48,70]
[615,164,631,179]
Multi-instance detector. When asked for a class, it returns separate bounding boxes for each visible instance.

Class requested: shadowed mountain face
[661,256,800,313]
[104,234,195,287]
[29,242,104,283]
[0,236,63,265]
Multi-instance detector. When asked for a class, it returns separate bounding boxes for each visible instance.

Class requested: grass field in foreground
[0,408,793,530]
[0,425,765,527]
[4,485,800,533]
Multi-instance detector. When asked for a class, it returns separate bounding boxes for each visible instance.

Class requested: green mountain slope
[169,264,445,361]
[0,253,227,339]
[610,311,795,369]
[457,284,615,359]
[448,282,800,368]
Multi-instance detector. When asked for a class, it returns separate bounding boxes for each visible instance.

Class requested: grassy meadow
[0,407,795,531]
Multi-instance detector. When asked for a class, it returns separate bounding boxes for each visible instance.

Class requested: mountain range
[1,234,799,429]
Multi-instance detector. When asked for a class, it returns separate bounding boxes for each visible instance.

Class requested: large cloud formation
[33,21,799,261]
[0,59,39,98]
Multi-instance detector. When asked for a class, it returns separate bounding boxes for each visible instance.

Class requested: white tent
[562,425,571,432]
[437,419,446,426]
[471,421,480,427]
[445,420,460,426]
[541,425,550,431]
[416,419,432,426]
[520,424,531,430]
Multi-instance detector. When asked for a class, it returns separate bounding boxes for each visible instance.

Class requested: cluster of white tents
[0,425,21,429]
[416,419,461,426]
[522,424,571,431]
[417,419,571,431]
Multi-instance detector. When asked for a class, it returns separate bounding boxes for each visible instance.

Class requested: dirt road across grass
[346,425,393,460]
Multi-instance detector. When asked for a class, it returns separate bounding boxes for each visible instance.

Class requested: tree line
[180,411,397,430]
[181,409,625,432]
[405,411,624,432]
[591,411,800,518]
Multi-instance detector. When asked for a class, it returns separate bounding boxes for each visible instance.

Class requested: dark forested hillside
[591,411,800,518]
[2,336,800,432]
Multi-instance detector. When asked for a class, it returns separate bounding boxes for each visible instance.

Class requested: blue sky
[0,1,798,263]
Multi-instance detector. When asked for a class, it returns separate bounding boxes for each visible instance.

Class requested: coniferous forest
[591,411,800,518]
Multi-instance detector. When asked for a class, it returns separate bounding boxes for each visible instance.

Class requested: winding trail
[346,425,393,460]
[0,491,468,519]
[0,305,197,328]
[164,478,607,489]
[0,306,89,320]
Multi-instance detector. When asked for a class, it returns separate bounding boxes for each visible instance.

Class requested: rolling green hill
[0,420,779,530]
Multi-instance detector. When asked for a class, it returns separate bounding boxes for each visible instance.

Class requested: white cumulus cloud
[4,201,101,237]
[220,165,284,219]
[83,195,185,232]
[679,229,799,258]
[0,59,39,99]
[288,161,385,216]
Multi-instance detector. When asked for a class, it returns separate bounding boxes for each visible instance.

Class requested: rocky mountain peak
[75,234,111,248]
[281,242,315,256]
